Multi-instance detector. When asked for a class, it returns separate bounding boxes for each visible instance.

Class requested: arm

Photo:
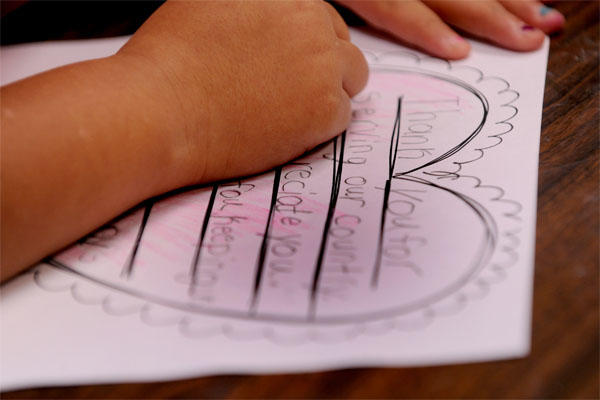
[1,0,368,281]
[1,54,190,280]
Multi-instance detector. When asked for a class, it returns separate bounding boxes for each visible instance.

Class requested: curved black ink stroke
[308,131,346,320]
[371,97,402,288]
[46,173,496,325]
[369,66,490,175]
[121,201,154,279]
[248,166,282,314]
[43,66,504,326]
[424,80,520,178]
[188,184,218,296]
[369,66,491,288]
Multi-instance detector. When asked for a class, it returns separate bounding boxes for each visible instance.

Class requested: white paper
[0,29,548,391]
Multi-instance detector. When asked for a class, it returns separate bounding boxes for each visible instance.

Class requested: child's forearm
[1,54,194,280]
[0,0,368,282]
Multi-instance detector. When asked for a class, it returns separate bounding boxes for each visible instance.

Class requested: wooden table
[3,1,598,398]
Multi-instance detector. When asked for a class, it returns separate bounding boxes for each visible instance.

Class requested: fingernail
[540,5,553,16]
[521,25,536,31]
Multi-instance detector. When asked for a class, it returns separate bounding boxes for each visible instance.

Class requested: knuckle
[294,0,322,15]
[314,89,342,126]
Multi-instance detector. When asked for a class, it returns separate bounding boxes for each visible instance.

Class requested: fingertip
[330,91,352,138]
[340,41,369,97]
[358,51,370,91]
[490,14,546,52]
[538,5,565,33]
[420,33,471,60]
[321,1,351,41]
[514,24,546,51]
[440,35,471,59]
[502,1,565,35]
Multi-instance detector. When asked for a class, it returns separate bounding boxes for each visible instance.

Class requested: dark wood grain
[2,1,598,398]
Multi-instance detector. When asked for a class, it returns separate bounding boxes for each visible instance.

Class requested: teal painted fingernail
[540,5,552,16]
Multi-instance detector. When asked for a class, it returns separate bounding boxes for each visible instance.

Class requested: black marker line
[188,184,218,295]
[308,131,346,320]
[121,201,154,279]
[248,166,282,314]
[370,67,489,176]
[372,97,403,288]
[371,179,391,288]
[45,173,497,326]
[389,97,403,179]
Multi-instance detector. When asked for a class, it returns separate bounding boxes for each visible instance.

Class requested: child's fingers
[338,39,369,97]
[385,0,471,59]
[322,1,351,40]
[329,91,353,136]
[499,0,565,34]
[424,0,545,52]
[343,0,470,59]
[319,0,367,96]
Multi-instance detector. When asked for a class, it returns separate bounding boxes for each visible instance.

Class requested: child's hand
[337,0,565,59]
[1,0,368,280]
[119,0,368,184]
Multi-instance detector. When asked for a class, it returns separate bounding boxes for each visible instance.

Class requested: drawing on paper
[32,50,523,344]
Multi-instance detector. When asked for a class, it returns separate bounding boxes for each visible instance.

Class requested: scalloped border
[33,48,524,344]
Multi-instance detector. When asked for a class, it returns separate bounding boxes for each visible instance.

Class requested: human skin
[338,0,565,59]
[0,0,368,281]
[0,0,566,282]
